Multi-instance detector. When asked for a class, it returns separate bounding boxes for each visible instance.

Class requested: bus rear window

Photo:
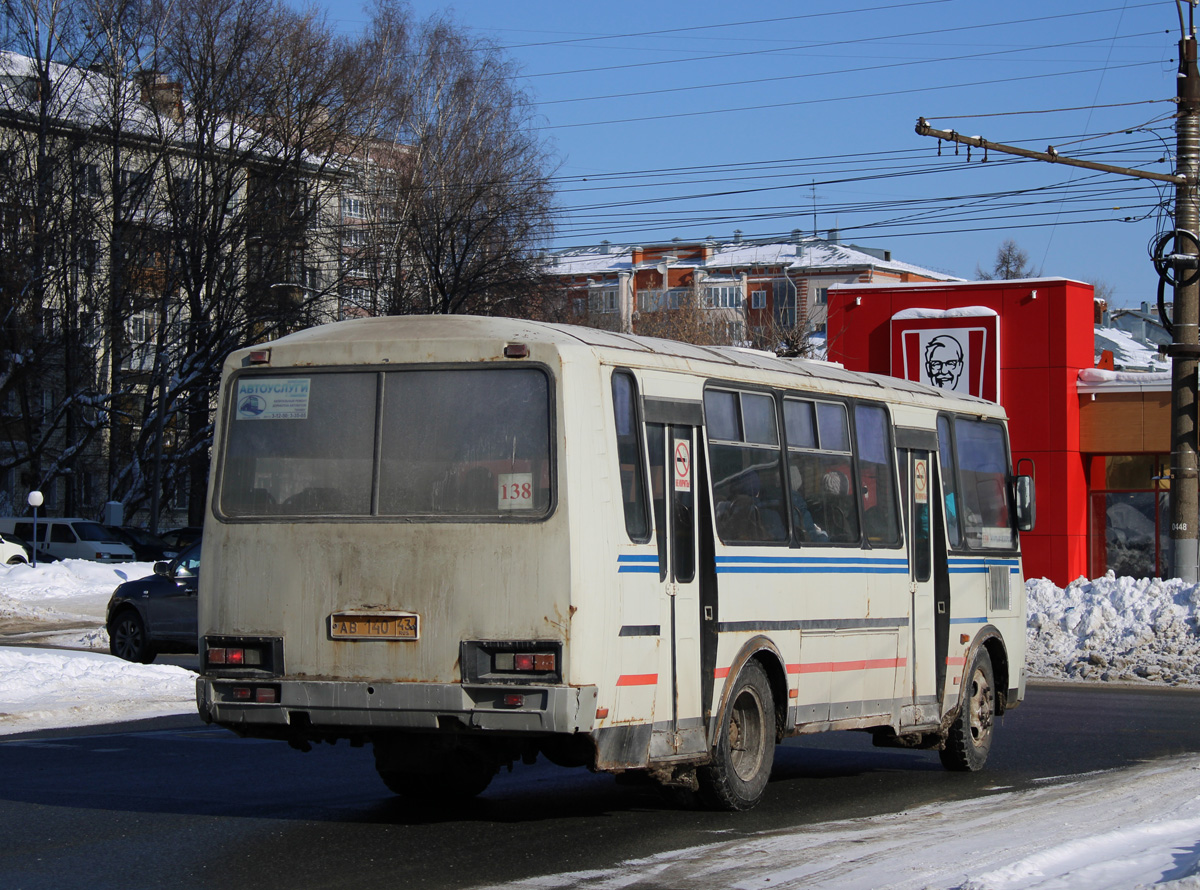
[219,367,553,519]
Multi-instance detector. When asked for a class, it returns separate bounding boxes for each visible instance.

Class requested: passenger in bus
[819,470,856,542]
[788,466,828,542]
[717,471,779,542]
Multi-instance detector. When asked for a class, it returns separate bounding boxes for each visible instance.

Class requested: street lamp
[27,490,43,568]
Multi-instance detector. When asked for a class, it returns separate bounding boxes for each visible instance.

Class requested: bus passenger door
[900,448,941,725]
[646,422,708,757]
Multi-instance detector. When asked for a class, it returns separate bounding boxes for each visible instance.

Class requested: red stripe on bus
[616,673,658,686]
[794,658,907,674]
[714,667,730,679]
[946,656,967,666]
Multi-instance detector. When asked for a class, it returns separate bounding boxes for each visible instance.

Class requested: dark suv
[106,540,201,663]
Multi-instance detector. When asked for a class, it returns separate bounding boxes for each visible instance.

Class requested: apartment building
[0,51,345,523]
[543,232,959,345]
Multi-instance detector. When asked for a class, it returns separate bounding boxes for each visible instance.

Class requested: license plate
[329,612,419,640]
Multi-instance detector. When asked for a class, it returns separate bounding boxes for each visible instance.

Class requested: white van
[0,517,136,562]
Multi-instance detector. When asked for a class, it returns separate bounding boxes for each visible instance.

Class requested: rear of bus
[196,317,589,798]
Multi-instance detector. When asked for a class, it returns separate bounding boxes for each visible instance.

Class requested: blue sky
[307,0,1183,307]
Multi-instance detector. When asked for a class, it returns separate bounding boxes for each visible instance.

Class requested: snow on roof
[1078,367,1171,393]
[833,275,1087,290]
[1093,325,1170,375]
[891,306,998,320]
[543,237,961,281]
[0,51,331,170]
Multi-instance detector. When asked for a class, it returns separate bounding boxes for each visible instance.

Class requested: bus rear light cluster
[208,646,264,666]
[202,636,282,675]
[495,652,556,672]
[461,640,563,684]
[227,685,278,703]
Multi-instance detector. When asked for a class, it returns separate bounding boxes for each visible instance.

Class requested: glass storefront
[1088,455,1172,579]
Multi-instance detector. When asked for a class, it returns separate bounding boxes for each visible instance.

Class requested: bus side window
[704,389,788,545]
[782,398,858,544]
[937,415,963,548]
[611,371,650,542]
[952,417,1017,550]
[854,404,901,547]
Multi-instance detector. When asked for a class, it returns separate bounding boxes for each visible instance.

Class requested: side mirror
[1013,474,1036,532]
[153,561,170,577]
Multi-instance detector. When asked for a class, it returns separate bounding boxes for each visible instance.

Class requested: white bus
[197,316,1034,810]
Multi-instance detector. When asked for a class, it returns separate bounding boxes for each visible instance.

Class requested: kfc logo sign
[891,308,999,402]
[924,334,964,389]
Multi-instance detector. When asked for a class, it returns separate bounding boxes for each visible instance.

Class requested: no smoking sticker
[674,439,691,492]
[915,459,928,504]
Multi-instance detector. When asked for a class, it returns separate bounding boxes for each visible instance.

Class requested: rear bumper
[196,677,597,736]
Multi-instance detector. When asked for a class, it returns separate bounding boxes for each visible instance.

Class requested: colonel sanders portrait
[924,335,964,390]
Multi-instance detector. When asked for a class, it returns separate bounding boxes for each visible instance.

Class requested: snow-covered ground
[5,560,1200,888]
[0,558,197,733]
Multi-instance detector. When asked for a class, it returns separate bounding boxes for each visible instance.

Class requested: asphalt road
[3,682,1200,890]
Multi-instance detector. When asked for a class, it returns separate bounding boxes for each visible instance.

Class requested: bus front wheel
[940,648,995,772]
[698,660,775,811]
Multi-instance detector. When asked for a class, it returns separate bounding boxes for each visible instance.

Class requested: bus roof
[235,315,1003,417]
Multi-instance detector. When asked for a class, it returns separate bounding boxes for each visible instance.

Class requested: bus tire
[374,744,496,802]
[940,647,995,772]
[698,660,775,811]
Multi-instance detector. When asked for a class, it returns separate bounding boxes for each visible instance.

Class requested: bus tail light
[203,636,283,676]
[460,640,563,684]
[499,651,556,673]
[207,646,263,666]
[222,684,279,704]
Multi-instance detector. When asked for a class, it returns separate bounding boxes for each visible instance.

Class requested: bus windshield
[218,367,553,519]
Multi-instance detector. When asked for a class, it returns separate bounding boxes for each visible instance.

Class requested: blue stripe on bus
[950,617,988,625]
[715,555,909,575]
[947,558,1021,575]
[617,554,660,573]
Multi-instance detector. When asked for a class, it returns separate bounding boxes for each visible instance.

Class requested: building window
[589,287,618,313]
[814,286,829,304]
[751,290,766,310]
[79,239,98,273]
[119,168,149,203]
[75,163,102,198]
[341,197,365,220]
[705,285,743,309]
[640,289,664,313]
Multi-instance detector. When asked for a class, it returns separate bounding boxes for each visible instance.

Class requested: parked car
[0,531,29,565]
[0,517,136,563]
[102,526,179,562]
[159,526,202,551]
[106,540,201,663]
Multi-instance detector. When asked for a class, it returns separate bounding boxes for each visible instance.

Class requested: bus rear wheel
[940,648,995,772]
[373,738,497,802]
[698,660,775,811]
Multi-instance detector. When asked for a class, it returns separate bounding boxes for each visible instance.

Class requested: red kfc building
[827,278,1172,586]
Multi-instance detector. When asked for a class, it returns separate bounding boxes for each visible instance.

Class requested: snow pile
[479,755,1200,890]
[0,646,196,734]
[1027,573,1200,686]
[1,558,153,623]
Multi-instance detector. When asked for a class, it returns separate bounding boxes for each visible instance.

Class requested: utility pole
[1170,13,1200,583]
[913,8,1200,582]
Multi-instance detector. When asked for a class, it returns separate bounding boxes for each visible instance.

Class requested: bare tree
[0,0,110,515]
[138,0,376,524]
[977,238,1039,280]
[359,4,556,317]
